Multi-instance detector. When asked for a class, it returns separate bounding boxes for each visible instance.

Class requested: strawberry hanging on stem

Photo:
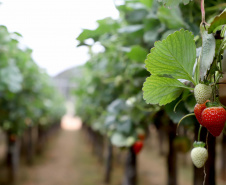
[194,100,210,126]
[201,102,226,137]
[194,84,212,104]
[191,141,208,168]
[132,141,143,155]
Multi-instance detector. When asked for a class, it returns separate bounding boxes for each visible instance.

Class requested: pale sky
[0,0,119,76]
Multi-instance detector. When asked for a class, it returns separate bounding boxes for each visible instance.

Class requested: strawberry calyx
[193,141,205,148]
[205,101,220,108]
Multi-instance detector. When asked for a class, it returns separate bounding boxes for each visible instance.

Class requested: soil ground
[17,123,125,185]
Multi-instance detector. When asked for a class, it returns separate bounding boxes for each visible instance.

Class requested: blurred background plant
[0,25,65,183]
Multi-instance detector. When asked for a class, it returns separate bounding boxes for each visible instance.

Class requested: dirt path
[19,130,79,185]
[19,128,123,185]
[18,127,188,185]
[19,114,113,185]
[16,127,194,185]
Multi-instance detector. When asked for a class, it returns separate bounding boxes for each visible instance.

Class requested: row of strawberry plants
[74,0,226,185]
[0,25,65,183]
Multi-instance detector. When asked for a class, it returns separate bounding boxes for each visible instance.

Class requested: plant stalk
[201,0,206,25]
[198,125,202,142]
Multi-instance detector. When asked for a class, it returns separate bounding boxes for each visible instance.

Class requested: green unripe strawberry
[191,142,208,168]
[194,84,212,104]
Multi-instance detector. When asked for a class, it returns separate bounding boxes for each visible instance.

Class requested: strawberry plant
[0,25,65,182]
[142,0,226,184]
[0,25,65,135]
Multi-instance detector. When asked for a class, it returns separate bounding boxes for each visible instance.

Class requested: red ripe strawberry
[194,100,209,126]
[132,141,143,154]
[202,106,226,136]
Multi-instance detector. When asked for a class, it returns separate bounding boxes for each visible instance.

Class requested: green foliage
[158,0,192,8]
[199,30,216,80]
[165,97,196,124]
[142,4,226,136]
[0,61,23,93]
[143,29,196,106]
[157,6,185,29]
[208,9,226,33]
[140,0,153,7]
[0,25,65,135]
[74,2,156,146]
[77,18,120,44]
[74,0,226,148]
[145,29,196,83]
[127,45,148,61]
[143,76,190,105]
[118,25,144,34]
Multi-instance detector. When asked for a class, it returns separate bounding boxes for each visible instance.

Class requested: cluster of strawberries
[191,84,226,168]
[194,84,226,137]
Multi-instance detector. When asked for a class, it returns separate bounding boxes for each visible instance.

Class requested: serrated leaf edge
[145,29,196,84]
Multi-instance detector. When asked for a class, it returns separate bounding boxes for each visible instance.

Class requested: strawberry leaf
[127,45,148,62]
[199,31,216,81]
[157,6,185,29]
[208,9,226,34]
[143,75,192,105]
[158,0,191,8]
[145,29,196,84]
[140,0,153,8]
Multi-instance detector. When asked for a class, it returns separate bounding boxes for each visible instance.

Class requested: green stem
[198,125,202,142]
[176,113,195,135]
[173,94,192,112]
[213,73,216,102]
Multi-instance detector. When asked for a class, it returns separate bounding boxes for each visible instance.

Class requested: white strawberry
[191,147,208,168]
[194,84,212,104]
